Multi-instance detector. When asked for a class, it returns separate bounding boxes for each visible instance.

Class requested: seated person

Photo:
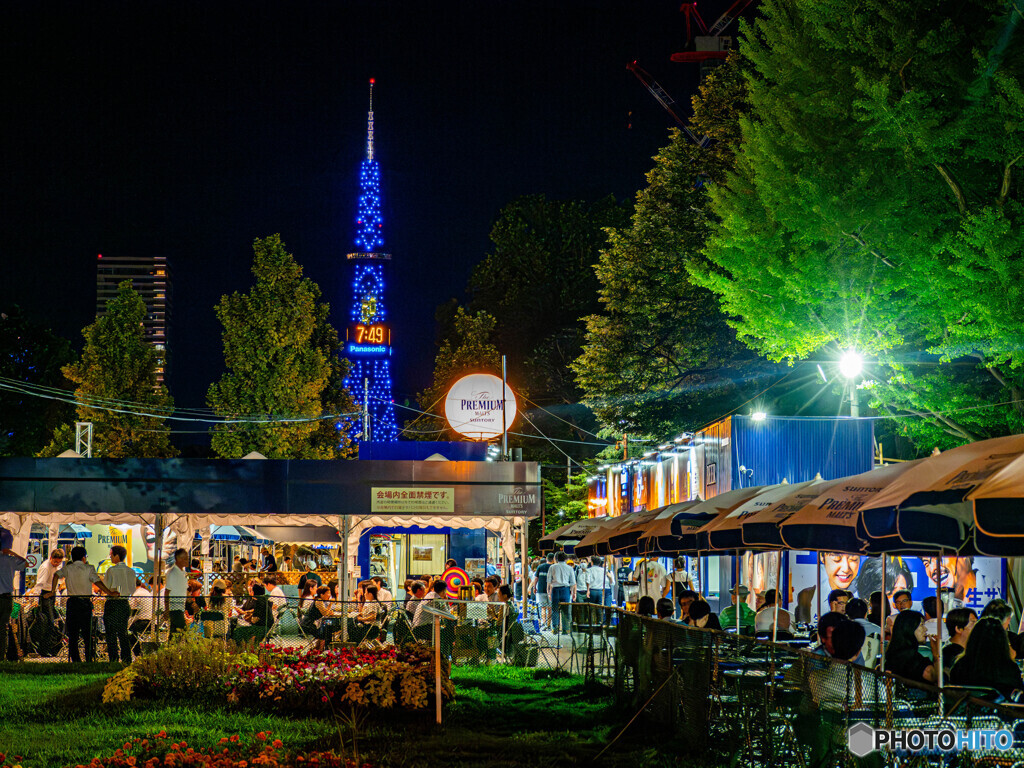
[184,579,206,622]
[884,610,940,684]
[949,616,1024,699]
[810,621,875,710]
[846,597,881,637]
[981,599,1021,658]
[754,589,793,635]
[233,583,272,643]
[675,589,699,624]
[941,607,977,672]
[688,600,722,630]
[655,598,674,621]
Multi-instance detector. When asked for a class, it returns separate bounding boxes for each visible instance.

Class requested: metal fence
[4,593,526,667]
[554,606,1024,767]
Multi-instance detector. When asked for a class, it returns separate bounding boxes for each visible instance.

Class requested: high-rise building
[343,80,398,442]
[95,254,170,385]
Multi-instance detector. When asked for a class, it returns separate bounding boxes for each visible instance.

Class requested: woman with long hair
[636,595,656,617]
[949,616,1024,699]
[884,610,940,684]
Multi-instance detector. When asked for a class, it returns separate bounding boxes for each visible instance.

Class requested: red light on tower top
[369,78,375,84]
[97,253,103,259]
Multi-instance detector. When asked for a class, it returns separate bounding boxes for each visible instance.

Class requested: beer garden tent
[0,457,542,571]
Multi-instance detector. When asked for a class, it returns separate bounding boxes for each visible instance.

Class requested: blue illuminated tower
[343,79,398,442]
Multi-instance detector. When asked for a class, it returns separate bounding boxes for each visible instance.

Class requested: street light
[751,411,767,421]
[839,350,863,417]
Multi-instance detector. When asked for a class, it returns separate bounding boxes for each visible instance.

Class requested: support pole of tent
[152,512,164,646]
[339,514,349,643]
[936,548,944,714]
[880,561,888,671]
[520,517,529,628]
[696,551,702,596]
[772,551,782,644]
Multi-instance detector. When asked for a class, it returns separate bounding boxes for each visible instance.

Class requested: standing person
[529,554,554,631]
[574,557,590,603]
[44,545,119,663]
[164,548,190,638]
[670,557,693,614]
[632,557,669,603]
[260,547,278,573]
[546,552,575,635]
[29,547,64,623]
[587,556,614,606]
[102,546,137,663]
[0,544,28,659]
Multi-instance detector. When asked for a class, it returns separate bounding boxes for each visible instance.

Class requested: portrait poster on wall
[788,552,1004,617]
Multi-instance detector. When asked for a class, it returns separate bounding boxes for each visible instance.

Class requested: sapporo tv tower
[343,79,398,442]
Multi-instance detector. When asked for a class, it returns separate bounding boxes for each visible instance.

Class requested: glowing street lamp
[839,350,863,417]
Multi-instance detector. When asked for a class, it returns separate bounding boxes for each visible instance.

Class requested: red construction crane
[671,0,753,64]
[626,61,709,146]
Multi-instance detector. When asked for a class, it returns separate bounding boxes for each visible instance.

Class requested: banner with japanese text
[371,487,456,514]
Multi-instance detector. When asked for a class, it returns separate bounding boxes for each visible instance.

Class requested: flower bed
[102,637,452,714]
[1,731,371,768]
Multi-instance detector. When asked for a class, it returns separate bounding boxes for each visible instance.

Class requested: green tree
[38,282,176,458]
[528,474,591,554]
[468,194,627,404]
[208,235,356,458]
[695,0,1024,449]
[0,307,75,456]
[573,59,782,438]
[405,306,505,440]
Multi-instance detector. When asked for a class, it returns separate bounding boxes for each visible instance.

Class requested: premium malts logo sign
[497,486,538,514]
[444,373,517,440]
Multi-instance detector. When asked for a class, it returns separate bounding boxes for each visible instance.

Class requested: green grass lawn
[0,663,698,768]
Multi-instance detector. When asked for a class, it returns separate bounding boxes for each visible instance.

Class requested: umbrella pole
[772,551,781,644]
[735,555,741,635]
[696,550,702,596]
[880,556,886,673]
[815,555,822,622]
[936,549,944,713]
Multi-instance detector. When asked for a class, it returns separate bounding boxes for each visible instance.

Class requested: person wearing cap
[103,545,138,663]
[720,585,756,634]
[30,547,65,624]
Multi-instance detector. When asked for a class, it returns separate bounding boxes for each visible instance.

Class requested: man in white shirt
[546,552,575,635]
[372,576,393,604]
[164,548,190,637]
[103,545,138,663]
[30,547,65,623]
[922,596,949,643]
[632,558,669,602]
[754,589,793,635]
[44,545,119,663]
[586,556,615,606]
[409,582,430,627]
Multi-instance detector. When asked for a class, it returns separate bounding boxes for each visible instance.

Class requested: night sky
[2,1,739,415]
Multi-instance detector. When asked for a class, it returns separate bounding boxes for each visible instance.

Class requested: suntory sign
[444,373,517,440]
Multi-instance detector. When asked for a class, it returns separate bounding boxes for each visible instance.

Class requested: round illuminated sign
[444,374,517,440]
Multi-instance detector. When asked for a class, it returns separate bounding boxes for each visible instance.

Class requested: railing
[5,593,519,667]
[565,606,1024,766]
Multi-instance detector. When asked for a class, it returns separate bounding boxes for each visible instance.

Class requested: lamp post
[838,350,863,418]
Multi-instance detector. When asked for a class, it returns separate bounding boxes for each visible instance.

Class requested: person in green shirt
[720,585,756,634]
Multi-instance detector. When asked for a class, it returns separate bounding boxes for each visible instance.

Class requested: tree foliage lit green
[0,306,75,457]
[695,0,1024,449]
[406,306,505,441]
[39,282,176,458]
[207,235,356,458]
[573,60,783,439]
